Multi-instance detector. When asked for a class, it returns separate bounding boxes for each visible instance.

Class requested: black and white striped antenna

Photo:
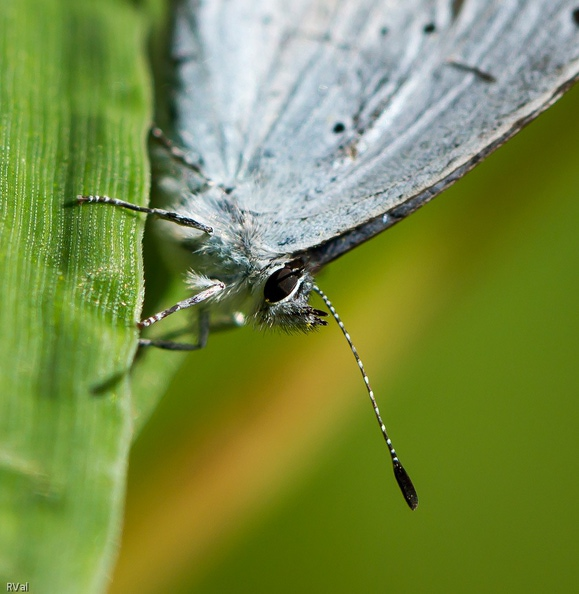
[313,285,418,510]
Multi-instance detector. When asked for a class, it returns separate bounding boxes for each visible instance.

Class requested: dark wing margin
[302,74,579,270]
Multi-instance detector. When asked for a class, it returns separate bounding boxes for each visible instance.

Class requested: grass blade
[0,1,156,590]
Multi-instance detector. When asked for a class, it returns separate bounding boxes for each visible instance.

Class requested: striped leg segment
[138,282,225,329]
[76,194,213,234]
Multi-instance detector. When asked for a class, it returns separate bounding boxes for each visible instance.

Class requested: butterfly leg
[150,126,238,194]
[139,310,211,351]
[139,309,244,351]
[76,194,213,234]
[150,126,214,183]
[138,282,224,329]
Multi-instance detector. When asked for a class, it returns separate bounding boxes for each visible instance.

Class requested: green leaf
[0,0,162,590]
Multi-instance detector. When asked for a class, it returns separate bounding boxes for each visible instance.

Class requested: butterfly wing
[170,0,579,265]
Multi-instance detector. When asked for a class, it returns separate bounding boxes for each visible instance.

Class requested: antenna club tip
[393,460,419,510]
[406,495,419,511]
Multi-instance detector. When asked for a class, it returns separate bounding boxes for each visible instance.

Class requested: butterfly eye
[264,266,301,303]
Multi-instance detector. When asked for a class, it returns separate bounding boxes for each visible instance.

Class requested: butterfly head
[257,261,327,331]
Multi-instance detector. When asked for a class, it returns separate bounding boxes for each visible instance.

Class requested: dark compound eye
[264,266,301,303]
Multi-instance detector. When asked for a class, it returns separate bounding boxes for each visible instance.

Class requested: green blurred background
[110,27,579,594]
[4,1,576,591]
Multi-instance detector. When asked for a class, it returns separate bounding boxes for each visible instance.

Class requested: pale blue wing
[169,0,579,262]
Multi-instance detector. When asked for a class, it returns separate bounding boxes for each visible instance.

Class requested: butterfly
[78,0,579,509]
